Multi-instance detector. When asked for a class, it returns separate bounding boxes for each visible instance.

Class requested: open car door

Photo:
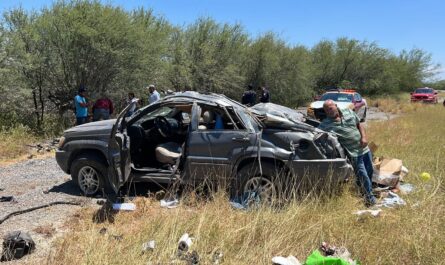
[107,101,137,193]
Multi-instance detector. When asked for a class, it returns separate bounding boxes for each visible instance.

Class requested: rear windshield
[414,88,433,94]
[320,93,353,102]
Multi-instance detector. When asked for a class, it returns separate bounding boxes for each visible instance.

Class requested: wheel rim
[78,166,100,195]
[243,177,276,203]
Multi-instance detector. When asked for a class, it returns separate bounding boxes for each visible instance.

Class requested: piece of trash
[142,240,155,252]
[229,191,261,210]
[354,209,382,217]
[0,187,4,191]
[229,201,246,210]
[212,250,224,264]
[184,250,199,265]
[305,242,359,265]
[99,227,107,235]
[0,196,15,202]
[420,172,431,182]
[110,234,123,241]
[399,183,415,194]
[96,199,106,206]
[272,255,301,265]
[160,198,179,209]
[0,231,35,261]
[376,191,406,208]
[178,233,193,252]
[112,203,136,211]
[155,190,166,200]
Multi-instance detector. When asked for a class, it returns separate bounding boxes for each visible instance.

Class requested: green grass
[45,104,444,264]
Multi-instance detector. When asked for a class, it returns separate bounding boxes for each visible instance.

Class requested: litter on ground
[160,198,179,209]
[112,203,136,211]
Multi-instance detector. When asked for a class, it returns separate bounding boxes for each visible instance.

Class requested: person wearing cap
[148,84,161,104]
[74,86,89,125]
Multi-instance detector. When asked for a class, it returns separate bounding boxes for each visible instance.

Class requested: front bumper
[411,98,436,103]
[55,149,70,174]
[286,158,353,192]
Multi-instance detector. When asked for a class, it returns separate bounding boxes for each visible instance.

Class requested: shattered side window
[237,110,259,132]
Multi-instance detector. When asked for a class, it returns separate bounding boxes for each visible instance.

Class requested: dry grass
[44,104,445,264]
[0,125,36,161]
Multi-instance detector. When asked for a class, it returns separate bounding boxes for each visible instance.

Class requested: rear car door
[185,105,258,182]
[107,103,135,193]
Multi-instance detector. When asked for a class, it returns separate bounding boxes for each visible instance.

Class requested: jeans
[76,116,88,125]
[351,151,376,204]
[93,109,110,121]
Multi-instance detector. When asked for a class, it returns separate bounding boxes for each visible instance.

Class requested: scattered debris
[99,227,107,235]
[212,250,224,264]
[354,209,382,217]
[229,192,261,210]
[155,190,166,201]
[0,196,16,202]
[26,139,59,154]
[0,231,35,262]
[305,242,358,265]
[160,198,179,209]
[420,172,431,182]
[399,183,415,194]
[96,199,106,206]
[112,202,136,211]
[377,191,406,208]
[178,233,193,253]
[372,157,409,188]
[110,234,123,241]
[272,255,301,265]
[142,240,156,253]
[27,154,34,159]
[0,187,4,191]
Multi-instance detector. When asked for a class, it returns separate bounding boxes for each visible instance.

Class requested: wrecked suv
[56,92,352,200]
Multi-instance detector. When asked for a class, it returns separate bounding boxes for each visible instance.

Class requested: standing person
[241,84,257,106]
[148,84,161,104]
[319,100,377,206]
[74,86,89,125]
[92,96,114,121]
[126,92,139,117]
[258,86,270,103]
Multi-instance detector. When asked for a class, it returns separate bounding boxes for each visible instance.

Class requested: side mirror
[434,92,438,95]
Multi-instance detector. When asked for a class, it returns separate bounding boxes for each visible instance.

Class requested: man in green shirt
[319,100,376,206]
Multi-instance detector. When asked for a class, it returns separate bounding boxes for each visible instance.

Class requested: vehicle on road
[56,92,352,200]
[410,87,438,103]
[307,89,367,122]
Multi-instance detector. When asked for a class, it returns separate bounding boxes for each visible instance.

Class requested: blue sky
[2,0,444,79]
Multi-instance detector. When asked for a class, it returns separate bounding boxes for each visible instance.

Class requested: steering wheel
[154,116,172,138]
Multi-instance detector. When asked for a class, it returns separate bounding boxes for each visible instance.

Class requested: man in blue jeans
[319,99,377,206]
[74,86,89,125]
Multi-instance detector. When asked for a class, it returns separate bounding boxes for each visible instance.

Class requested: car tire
[71,154,112,196]
[233,161,282,205]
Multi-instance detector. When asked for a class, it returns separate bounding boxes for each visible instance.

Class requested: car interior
[126,103,244,173]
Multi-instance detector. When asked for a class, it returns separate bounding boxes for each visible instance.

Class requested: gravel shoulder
[0,158,94,264]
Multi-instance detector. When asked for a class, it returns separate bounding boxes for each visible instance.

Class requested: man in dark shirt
[241,84,257,106]
[258,86,270,103]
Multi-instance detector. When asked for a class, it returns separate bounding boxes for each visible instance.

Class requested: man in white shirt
[148,84,160,104]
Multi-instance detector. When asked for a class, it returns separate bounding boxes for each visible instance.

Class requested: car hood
[64,119,116,136]
[310,101,352,109]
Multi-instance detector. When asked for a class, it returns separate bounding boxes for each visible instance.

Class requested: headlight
[58,136,66,149]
